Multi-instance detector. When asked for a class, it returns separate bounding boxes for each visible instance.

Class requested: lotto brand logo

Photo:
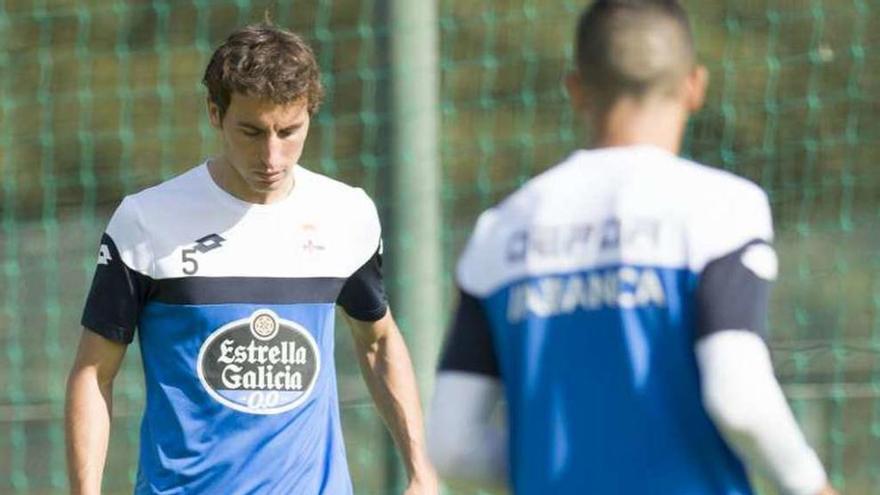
[197,309,321,415]
[97,244,112,265]
[193,233,226,253]
[181,233,226,275]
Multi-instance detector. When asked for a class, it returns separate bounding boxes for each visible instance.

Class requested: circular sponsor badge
[197,309,320,415]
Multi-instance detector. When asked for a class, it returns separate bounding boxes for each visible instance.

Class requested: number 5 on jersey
[181,233,227,275]
[182,247,199,275]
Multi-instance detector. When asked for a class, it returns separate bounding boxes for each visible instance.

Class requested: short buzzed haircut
[576,0,695,100]
[203,23,324,119]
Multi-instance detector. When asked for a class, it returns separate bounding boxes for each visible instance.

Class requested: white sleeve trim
[697,330,828,495]
[427,371,508,489]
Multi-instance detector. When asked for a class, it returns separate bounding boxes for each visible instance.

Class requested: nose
[260,134,285,171]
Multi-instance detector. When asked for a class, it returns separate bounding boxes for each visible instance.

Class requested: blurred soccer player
[428,1,838,494]
[65,23,436,494]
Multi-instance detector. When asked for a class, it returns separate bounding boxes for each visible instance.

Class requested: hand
[403,469,439,495]
[816,484,840,495]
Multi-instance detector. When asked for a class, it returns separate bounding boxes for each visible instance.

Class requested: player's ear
[684,65,709,112]
[564,70,589,113]
[207,98,223,129]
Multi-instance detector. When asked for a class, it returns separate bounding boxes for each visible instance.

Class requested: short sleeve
[695,240,776,340]
[693,186,777,341]
[437,289,500,378]
[336,189,387,321]
[81,197,154,344]
[337,247,388,321]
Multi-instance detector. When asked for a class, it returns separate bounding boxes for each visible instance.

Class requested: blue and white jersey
[82,163,387,494]
[439,145,777,494]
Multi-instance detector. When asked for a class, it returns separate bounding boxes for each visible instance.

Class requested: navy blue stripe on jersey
[696,239,774,340]
[337,250,388,321]
[153,276,347,305]
[438,289,500,377]
[82,233,153,344]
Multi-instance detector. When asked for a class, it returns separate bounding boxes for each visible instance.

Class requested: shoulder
[676,157,771,227]
[297,166,376,208]
[297,166,382,266]
[455,158,566,297]
[298,166,380,232]
[674,158,773,272]
[104,165,211,266]
[632,153,773,274]
[676,157,768,205]
[107,164,209,231]
[126,165,208,208]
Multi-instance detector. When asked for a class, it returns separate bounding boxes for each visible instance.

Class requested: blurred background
[1,0,878,493]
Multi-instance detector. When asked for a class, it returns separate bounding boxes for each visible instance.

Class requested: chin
[250,179,288,193]
[249,184,277,194]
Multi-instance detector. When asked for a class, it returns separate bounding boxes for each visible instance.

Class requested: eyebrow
[235,123,261,132]
[236,121,305,133]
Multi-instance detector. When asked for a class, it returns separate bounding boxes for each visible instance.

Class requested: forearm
[428,372,507,489]
[698,331,828,495]
[354,326,431,479]
[65,369,113,495]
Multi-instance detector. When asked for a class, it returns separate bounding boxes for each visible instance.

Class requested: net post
[389,0,442,403]
[387,0,442,490]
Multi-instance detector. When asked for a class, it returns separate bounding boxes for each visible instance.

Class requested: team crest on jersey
[298,223,327,255]
[197,309,321,415]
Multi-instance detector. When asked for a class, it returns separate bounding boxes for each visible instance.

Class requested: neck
[207,157,295,205]
[587,97,688,154]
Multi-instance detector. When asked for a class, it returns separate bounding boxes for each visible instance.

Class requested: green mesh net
[1,0,878,493]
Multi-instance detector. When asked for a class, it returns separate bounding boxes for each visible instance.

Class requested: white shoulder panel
[124,164,382,280]
[348,187,383,267]
[680,162,773,273]
[105,195,153,276]
[457,147,774,296]
[293,167,383,273]
[122,165,219,279]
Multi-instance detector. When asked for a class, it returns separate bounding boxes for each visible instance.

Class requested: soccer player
[65,24,437,494]
[428,1,838,494]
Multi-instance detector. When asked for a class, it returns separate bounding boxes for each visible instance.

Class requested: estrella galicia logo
[197,309,321,415]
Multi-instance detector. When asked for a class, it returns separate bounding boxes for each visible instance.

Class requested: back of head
[202,23,324,119]
[576,0,695,102]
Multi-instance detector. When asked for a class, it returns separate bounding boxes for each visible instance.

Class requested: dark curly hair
[202,23,324,119]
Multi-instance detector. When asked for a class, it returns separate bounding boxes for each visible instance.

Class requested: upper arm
[694,185,776,342]
[343,309,395,348]
[695,240,777,340]
[337,243,390,347]
[81,197,153,344]
[337,189,388,322]
[337,249,388,323]
[69,328,128,385]
[437,289,500,378]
